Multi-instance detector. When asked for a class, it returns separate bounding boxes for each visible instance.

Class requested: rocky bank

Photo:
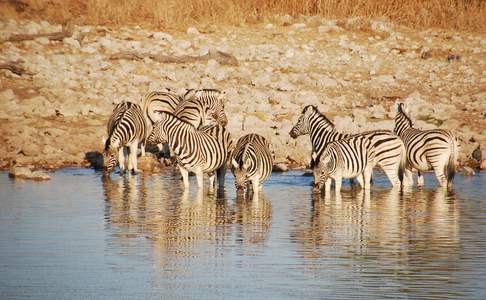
[1,17,485,171]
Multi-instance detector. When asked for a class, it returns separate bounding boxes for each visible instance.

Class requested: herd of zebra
[102,88,459,194]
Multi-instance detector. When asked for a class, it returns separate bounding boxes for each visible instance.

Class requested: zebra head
[147,120,167,145]
[231,157,251,191]
[289,105,317,138]
[199,90,228,126]
[316,150,335,188]
[102,139,119,173]
[394,103,413,136]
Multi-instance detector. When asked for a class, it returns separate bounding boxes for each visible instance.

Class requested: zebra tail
[398,143,406,185]
[445,136,458,184]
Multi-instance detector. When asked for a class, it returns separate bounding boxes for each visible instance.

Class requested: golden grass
[1,0,485,31]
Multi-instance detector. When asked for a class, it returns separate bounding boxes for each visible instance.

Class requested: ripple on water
[1,170,485,299]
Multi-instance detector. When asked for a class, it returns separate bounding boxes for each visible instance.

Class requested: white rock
[25,21,41,34]
[291,23,306,29]
[187,27,200,35]
[318,25,341,33]
[9,166,50,181]
[252,72,272,87]
[373,74,396,85]
[81,45,97,54]
[264,23,274,29]
[36,37,50,45]
[0,89,16,101]
[64,37,80,49]
[317,75,338,88]
[153,32,173,41]
[174,39,191,50]
[205,59,226,81]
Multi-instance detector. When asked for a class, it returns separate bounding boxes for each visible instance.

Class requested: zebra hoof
[131,170,138,175]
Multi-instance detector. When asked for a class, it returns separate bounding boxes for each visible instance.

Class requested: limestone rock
[9,166,50,180]
[273,163,289,172]
[463,166,475,176]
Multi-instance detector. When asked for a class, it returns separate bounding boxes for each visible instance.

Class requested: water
[1,168,485,299]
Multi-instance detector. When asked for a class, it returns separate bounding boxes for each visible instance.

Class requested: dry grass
[1,0,485,31]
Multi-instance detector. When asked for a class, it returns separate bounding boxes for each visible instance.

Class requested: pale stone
[153,32,173,41]
[273,163,289,172]
[9,166,50,181]
[463,166,475,176]
[64,37,80,48]
[187,27,200,35]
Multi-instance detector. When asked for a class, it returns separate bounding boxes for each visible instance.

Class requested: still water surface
[1,168,485,299]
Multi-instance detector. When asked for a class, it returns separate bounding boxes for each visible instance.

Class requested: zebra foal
[394,103,458,187]
[290,105,406,187]
[231,134,274,193]
[147,112,232,189]
[103,101,148,174]
[314,135,376,194]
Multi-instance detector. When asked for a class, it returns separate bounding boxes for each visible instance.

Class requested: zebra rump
[174,88,228,128]
[103,101,148,174]
[231,133,274,192]
[394,103,457,187]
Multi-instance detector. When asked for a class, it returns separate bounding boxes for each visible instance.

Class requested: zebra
[103,101,148,174]
[231,133,274,193]
[174,88,228,129]
[289,105,406,187]
[313,135,377,194]
[140,89,184,156]
[394,103,458,187]
[146,112,232,189]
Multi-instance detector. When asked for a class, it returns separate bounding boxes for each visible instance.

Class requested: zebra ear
[217,91,226,102]
[397,103,405,112]
[231,158,239,169]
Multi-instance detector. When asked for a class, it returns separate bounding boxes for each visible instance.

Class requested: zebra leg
[432,166,448,187]
[417,171,425,187]
[324,179,332,194]
[363,167,373,190]
[179,166,189,188]
[129,142,139,174]
[252,180,260,194]
[141,142,146,157]
[195,169,204,188]
[381,164,401,187]
[403,168,414,187]
[356,174,364,189]
[217,164,226,187]
[118,147,126,174]
[335,177,342,194]
[208,173,216,191]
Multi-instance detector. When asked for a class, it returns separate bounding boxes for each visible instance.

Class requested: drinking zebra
[174,89,228,129]
[290,105,405,187]
[231,134,274,193]
[313,135,377,194]
[394,103,458,187]
[140,89,184,155]
[103,101,148,174]
[147,112,232,189]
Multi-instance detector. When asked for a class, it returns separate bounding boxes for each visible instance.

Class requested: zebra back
[231,134,274,189]
[105,102,148,152]
[317,135,375,182]
[141,89,183,125]
[174,89,228,129]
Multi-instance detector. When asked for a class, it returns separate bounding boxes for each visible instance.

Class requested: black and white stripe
[174,89,228,129]
[394,103,458,187]
[290,105,405,187]
[141,89,184,155]
[147,112,232,189]
[231,134,274,192]
[314,135,376,193]
[103,101,148,174]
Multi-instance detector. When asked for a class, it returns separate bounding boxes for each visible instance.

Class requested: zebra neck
[309,116,336,147]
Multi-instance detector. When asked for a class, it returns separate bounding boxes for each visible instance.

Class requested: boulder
[187,27,200,35]
[9,166,50,180]
[273,163,289,172]
[463,166,475,176]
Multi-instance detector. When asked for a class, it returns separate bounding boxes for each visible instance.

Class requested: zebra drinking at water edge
[290,105,406,188]
[231,133,274,193]
[313,135,377,194]
[103,101,148,174]
[147,111,232,189]
[394,103,458,187]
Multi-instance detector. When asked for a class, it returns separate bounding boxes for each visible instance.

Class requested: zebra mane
[158,111,197,127]
[397,103,413,126]
[104,137,111,151]
[306,105,335,128]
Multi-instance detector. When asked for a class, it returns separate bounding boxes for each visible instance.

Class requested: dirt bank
[1,17,485,170]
